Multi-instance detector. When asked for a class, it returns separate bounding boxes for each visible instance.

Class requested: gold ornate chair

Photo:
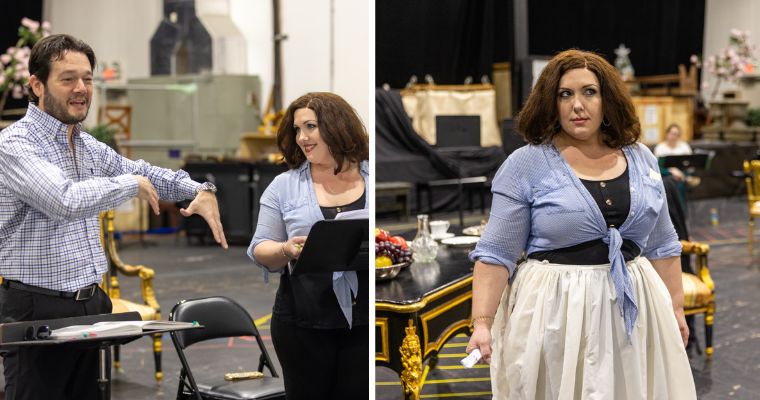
[744,160,760,252]
[680,240,715,359]
[99,210,164,381]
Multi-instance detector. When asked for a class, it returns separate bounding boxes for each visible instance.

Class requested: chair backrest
[745,160,760,204]
[681,240,714,292]
[98,104,132,135]
[170,296,260,349]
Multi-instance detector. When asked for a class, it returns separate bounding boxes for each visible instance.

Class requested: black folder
[292,219,369,274]
[661,154,709,170]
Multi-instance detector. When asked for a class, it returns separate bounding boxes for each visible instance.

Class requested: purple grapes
[374,240,413,264]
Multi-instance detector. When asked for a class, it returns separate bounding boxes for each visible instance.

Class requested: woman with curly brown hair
[248,92,369,399]
[466,50,696,399]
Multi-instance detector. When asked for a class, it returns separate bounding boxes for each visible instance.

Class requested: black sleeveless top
[273,191,368,329]
[528,167,641,264]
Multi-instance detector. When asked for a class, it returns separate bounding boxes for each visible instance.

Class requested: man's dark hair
[27,34,96,103]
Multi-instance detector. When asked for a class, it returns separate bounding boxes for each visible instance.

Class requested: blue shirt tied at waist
[604,227,638,338]
[470,143,681,339]
[248,160,369,327]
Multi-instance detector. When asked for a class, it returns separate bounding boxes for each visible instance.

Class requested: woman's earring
[603,117,611,127]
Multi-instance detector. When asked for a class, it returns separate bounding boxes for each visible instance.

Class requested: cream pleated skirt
[490,257,696,400]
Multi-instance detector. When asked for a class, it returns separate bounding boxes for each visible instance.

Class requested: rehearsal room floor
[0,234,282,400]
[376,196,760,400]
[0,196,758,399]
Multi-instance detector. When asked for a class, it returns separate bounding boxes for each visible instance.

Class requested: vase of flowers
[704,29,757,101]
[0,18,51,116]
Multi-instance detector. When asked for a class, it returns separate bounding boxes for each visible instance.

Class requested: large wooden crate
[631,96,694,145]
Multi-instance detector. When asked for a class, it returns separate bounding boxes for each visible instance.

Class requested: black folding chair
[169,296,286,400]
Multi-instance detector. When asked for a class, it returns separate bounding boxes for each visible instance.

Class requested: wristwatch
[195,182,217,195]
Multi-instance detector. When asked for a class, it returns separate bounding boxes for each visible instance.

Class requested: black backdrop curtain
[376,0,499,88]
[528,0,705,77]
[0,1,43,112]
[377,0,704,89]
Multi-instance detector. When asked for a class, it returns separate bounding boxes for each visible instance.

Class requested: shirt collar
[26,103,83,145]
[298,159,369,177]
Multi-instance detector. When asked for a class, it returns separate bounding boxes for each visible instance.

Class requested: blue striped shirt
[470,142,681,338]
[247,160,369,326]
[0,104,201,291]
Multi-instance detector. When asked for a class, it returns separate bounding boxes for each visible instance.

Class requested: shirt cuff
[117,174,140,197]
[179,179,201,200]
[643,240,682,260]
[468,251,517,278]
[247,239,285,281]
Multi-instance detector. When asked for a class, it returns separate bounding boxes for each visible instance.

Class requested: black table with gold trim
[375,246,473,400]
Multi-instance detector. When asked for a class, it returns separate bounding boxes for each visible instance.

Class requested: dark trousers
[271,317,368,400]
[0,284,112,400]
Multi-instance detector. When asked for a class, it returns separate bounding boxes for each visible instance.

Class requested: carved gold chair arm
[680,240,714,291]
[100,210,161,315]
[680,240,709,255]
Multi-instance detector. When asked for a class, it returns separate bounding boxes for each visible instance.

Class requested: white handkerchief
[460,349,482,368]
[649,168,662,181]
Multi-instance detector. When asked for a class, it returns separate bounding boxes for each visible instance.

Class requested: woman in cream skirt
[467,49,696,399]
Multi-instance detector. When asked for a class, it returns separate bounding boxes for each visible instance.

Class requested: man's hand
[180,191,228,249]
[135,176,160,215]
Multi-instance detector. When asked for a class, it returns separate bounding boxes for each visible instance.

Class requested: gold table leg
[400,319,422,400]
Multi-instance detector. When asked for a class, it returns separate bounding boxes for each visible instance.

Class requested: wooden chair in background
[99,210,164,381]
[680,240,716,359]
[743,160,760,253]
[98,104,132,158]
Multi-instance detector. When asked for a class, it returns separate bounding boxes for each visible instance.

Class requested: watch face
[199,182,217,193]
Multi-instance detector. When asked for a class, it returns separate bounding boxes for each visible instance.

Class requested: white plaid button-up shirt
[0,104,200,291]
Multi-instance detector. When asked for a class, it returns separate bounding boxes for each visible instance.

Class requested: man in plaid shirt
[0,34,227,399]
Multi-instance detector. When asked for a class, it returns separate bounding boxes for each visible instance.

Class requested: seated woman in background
[654,123,692,181]
[654,123,700,209]
[247,92,369,399]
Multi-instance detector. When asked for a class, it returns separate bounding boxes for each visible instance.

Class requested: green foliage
[86,124,118,149]
[747,108,760,127]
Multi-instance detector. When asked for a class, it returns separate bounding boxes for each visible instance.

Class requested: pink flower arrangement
[703,29,757,99]
[0,18,51,113]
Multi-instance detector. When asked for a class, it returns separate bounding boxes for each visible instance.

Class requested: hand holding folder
[291,216,369,275]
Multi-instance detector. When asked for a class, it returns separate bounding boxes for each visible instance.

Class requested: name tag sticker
[648,168,661,181]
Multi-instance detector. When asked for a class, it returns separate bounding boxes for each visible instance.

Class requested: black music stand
[661,154,710,172]
[291,219,369,274]
[0,312,200,400]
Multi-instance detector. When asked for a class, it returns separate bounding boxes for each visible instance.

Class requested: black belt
[528,239,641,265]
[0,279,99,301]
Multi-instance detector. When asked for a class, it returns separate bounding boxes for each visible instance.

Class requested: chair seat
[197,377,286,400]
[751,201,760,216]
[112,299,157,321]
[682,272,712,308]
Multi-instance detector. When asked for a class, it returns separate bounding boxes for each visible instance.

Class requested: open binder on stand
[0,312,200,400]
[291,215,369,275]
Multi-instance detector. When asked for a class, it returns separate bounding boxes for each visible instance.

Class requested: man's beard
[42,86,89,125]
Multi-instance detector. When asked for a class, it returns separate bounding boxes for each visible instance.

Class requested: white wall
[42,0,369,125]
[334,0,370,126]
[702,0,760,105]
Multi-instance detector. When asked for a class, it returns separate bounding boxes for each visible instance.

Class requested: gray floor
[0,235,282,400]
[377,196,760,400]
[0,196,758,399]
